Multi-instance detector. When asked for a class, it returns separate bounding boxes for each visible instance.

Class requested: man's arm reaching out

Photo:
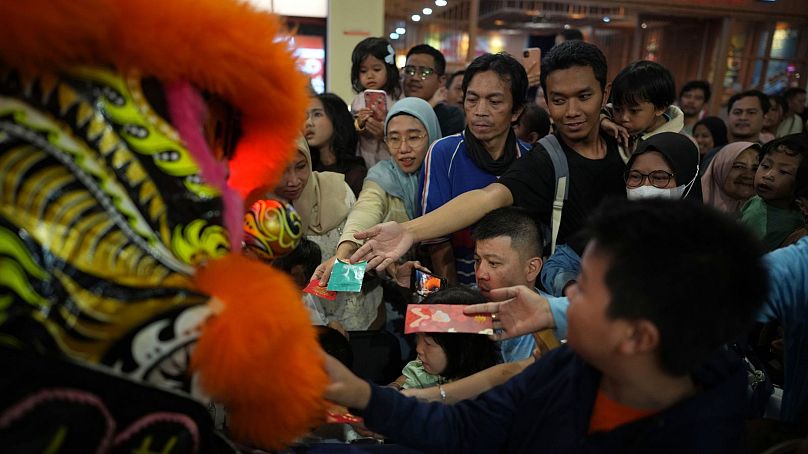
[351,183,513,272]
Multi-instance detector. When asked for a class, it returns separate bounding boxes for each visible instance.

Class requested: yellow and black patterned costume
[0,0,327,451]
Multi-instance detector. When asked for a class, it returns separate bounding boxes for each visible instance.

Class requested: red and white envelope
[303,279,337,301]
[404,304,493,335]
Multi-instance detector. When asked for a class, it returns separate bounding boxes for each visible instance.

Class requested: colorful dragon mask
[0,0,327,450]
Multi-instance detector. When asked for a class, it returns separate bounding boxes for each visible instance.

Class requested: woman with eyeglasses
[624,132,703,201]
[314,97,442,290]
[541,132,701,297]
[701,142,761,216]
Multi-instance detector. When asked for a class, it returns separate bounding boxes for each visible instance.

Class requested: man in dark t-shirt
[500,134,624,245]
[349,41,626,273]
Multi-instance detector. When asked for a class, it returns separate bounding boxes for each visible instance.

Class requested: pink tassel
[165,81,243,249]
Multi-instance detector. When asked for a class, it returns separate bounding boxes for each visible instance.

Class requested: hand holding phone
[363,90,388,122]
[411,269,447,297]
[519,48,541,81]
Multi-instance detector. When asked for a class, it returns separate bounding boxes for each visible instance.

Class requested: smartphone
[519,48,541,80]
[363,89,388,122]
[411,269,447,297]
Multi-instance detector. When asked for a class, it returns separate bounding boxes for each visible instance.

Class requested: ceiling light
[602,16,611,23]
[423,7,433,15]
[641,22,647,29]
[563,24,571,29]
[412,14,421,22]
[435,0,447,6]
[390,32,400,40]
[396,27,406,34]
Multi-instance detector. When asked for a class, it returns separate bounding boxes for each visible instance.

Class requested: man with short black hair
[419,52,531,284]
[472,207,548,361]
[700,90,770,169]
[404,44,465,136]
[678,80,711,136]
[727,90,770,143]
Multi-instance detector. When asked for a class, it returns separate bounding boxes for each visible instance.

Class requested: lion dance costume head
[0,0,327,451]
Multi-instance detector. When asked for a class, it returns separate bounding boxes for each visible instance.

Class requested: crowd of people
[265,32,808,451]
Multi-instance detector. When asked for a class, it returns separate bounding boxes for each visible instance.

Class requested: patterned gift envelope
[404,304,493,335]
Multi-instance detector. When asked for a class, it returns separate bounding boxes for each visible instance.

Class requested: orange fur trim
[0,0,307,197]
[192,254,327,450]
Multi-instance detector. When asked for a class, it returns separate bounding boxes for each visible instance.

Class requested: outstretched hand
[313,256,337,287]
[351,222,415,273]
[463,285,554,341]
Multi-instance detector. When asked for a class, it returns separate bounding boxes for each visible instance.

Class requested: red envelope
[326,405,363,424]
[303,279,337,301]
[404,304,493,335]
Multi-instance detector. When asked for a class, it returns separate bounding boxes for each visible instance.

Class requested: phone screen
[520,48,540,79]
[412,269,445,297]
[364,90,388,122]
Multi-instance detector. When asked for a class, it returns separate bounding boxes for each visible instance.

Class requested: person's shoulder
[428,133,465,155]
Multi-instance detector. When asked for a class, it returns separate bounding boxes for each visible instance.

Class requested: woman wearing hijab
[273,136,355,259]
[701,142,761,216]
[542,132,702,297]
[316,97,442,282]
[624,132,703,201]
[274,138,389,331]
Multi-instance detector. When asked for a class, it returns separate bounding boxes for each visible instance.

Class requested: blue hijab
[365,97,442,219]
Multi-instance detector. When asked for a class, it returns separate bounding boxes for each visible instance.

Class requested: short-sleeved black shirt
[499,133,626,245]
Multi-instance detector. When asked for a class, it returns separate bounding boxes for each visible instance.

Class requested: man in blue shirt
[471,207,552,362]
[419,53,530,285]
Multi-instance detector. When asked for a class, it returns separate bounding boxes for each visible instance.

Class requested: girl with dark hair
[692,116,728,156]
[350,37,402,168]
[390,287,501,390]
[304,93,367,197]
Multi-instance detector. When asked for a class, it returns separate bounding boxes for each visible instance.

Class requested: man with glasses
[403,44,465,137]
[418,52,531,285]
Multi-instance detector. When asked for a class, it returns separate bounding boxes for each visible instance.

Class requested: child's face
[359,54,388,91]
[614,101,665,136]
[754,149,801,207]
[415,333,447,376]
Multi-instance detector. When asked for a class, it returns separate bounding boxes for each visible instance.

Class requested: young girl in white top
[350,37,402,168]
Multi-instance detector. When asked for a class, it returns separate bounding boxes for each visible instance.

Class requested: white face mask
[625,169,699,200]
[626,185,685,200]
